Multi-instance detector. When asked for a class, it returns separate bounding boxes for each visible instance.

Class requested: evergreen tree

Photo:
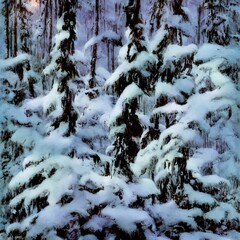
[3,1,118,239]
[106,0,156,178]
[0,53,41,239]
[3,2,82,239]
[43,0,78,136]
[203,0,240,45]
[1,1,240,239]
[133,1,240,238]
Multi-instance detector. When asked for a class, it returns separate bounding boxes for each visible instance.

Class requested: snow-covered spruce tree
[84,1,161,238]
[105,0,156,178]
[203,0,240,45]
[150,0,191,43]
[3,1,122,239]
[43,0,78,135]
[3,2,82,239]
[132,0,194,176]
[0,3,42,225]
[133,2,240,239]
[137,0,195,156]
[0,53,42,239]
[134,46,201,239]
[186,42,240,236]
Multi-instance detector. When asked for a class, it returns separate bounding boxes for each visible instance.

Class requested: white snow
[105,51,156,89]
[149,28,167,52]
[195,44,240,65]
[0,54,30,71]
[102,206,152,233]
[148,201,202,228]
[180,232,233,240]
[184,184,216,206]
[205,202,240,222]
[108,82,144,127]
[163,44,197,63]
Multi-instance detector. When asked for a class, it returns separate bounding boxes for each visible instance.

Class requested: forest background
[0,0,240,239]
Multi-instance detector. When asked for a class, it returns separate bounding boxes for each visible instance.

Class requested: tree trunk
[89,0,99,88]
[49,0,53,53]
[197,5,203,45]
[10,23,13,56]
[43,0,49,54]
[5,0,10,58]
[126,0,141,28]
[111,44,115,72]
[13,0,18,56]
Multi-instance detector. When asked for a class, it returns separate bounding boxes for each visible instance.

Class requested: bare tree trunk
[10,23,13,56]
[54,0,58,19]
[49,0,53,52]
[103,0,106,31]
[89,0,99,88]
[13,0,18,56]
[126,0,141,28]
[107,42,110,71]
[43,0,49,56]
[197,5,203,45]
[5,0,10,58]
[111,44,115,72]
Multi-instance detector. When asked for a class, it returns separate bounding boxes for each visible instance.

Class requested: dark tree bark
[49,0,53,53]
[89,0,100,88]
[4,0,10,58]
[125,0,141,28]
[13,0,18,56]
[49,0,78,135]
[197,4,204,45]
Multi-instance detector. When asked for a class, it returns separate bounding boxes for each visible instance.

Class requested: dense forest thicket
[0,0,240,239]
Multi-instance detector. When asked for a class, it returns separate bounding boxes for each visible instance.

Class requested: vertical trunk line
[5,0,10,58]
[14,0,18,56]
[89,0,99,88]
[49,0,53,53]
